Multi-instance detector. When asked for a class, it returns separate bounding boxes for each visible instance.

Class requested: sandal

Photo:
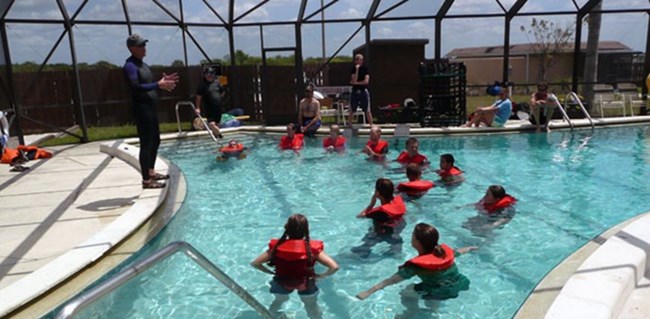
[152,173,170,180]
[10,165,29,172]
[142,180,166,189]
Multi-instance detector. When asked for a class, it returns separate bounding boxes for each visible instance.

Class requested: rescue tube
[268,239,324,261]
[483,194,517,214]
[397,180,435,196]
[396,151,428,165]
[402,244,455,271]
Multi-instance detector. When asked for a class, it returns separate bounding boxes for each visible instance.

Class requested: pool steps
[545,213,650,318]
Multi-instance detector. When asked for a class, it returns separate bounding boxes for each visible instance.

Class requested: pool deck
[1,116,650,318]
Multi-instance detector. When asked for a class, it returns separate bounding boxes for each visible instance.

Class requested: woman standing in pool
[357,223,475,316]
[251,214,339,318]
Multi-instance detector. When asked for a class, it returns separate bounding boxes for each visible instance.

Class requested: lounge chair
[617,83,645,116]
[594,84,626,117]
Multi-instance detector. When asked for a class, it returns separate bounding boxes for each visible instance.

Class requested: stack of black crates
[419,60,466,127]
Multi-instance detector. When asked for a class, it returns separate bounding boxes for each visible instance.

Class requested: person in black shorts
[123,33,178,189]
[349,54,373,126]
[194,66,225,138]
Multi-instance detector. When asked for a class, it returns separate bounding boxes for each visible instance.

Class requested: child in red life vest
[397,163,435,199]
[323,124,346,152]
[436,153,464,185]
[357,223,476,316]
[396,137,429,166]
[251,214,339,318]
[278,123,304,151]
[476,185,517,228]
[217,139,247,160]
[361,125,388,160]
[352,178,406,258]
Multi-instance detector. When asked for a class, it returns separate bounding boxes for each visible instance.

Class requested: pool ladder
[56,241,284,319]
[550,92,594,130]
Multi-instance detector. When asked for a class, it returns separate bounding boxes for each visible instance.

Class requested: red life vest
[483,194,517,214]
[365,195,406,227]
[323,136,346,148]
[397,180,435,197]
[402,244,455,271]
[1,147,18,164]
[366,139,388,155]
[437,166,462,178]
[268,239,324,278]
[219,143,244,154]
[279,134,304,150]
[396,151,428,165]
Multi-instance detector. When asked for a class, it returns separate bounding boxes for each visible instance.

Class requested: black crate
[419,61,466,127]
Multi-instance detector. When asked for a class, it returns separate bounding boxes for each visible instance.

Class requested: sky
[2,0,648,66]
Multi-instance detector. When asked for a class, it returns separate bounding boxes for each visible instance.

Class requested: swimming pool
[70,125,650,318]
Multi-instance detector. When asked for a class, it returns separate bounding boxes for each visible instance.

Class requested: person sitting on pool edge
[397,163,435,200]
[279,123,304,151]
[356,223,476,317]
[217,139,247,161]
[361,125,388,160]
[436,154,465,185]
[396,137,429,166]
[323,124,346,152]
[466,82,512,128]
[251,214,339,319]
[298,85,322,137]
[353,178,406,258]
[529,82,557,133]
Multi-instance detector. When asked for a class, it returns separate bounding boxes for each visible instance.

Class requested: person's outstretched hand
[356,291,371,300]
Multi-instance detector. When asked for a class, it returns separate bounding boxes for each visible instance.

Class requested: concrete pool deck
[1,116,650,318]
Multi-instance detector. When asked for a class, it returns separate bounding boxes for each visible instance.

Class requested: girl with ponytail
[251,214,338,318]
[357,223,476,315]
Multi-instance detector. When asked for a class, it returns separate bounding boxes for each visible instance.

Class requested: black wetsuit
[196,79,224,123]
[123,55,160,181]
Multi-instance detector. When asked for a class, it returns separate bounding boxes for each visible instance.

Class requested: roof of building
[445,41,635,58]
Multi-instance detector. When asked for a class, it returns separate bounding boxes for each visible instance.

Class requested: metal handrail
[175,101,219,142]
[550,93,574,130]
[56,241,282,319]
[565,92,595,129]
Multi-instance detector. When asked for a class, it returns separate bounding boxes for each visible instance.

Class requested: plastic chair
[594,84,626,117]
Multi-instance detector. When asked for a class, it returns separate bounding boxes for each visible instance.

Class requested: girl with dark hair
[251,214,338,318]
[357,223,475,315]
[352,178,407,257]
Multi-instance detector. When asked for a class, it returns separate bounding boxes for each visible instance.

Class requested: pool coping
[0,142,185,318]
[3,115,650,317]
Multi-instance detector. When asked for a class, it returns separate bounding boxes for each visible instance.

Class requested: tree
[582,2,602,111]
[521,18,575,82]
[171,59,184,67]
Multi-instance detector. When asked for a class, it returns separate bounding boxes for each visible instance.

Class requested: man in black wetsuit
[123,33,178,189]
[349,53,373,126]
[194,66,224,138]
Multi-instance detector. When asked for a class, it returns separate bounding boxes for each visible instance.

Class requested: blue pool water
[73,126,650,319]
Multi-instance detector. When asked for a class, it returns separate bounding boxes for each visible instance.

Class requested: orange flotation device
[437,166,463,178]
[323,136,346,148]
[1,145,52,164]
[366,139,388,155]
[397,180,435,197]
[483,194,517,214]
[279,134,304,150]
[396,151,428,165]
[401,244,455,271]
[219,143,244,154]
[365,195,406,227]
[269,239,324,279]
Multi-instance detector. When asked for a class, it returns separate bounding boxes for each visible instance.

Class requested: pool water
[73,126,650,319]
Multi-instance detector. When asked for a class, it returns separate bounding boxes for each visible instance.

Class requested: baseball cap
[126,34,148,47]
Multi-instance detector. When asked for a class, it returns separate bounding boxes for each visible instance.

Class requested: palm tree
[582,2,602,112]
